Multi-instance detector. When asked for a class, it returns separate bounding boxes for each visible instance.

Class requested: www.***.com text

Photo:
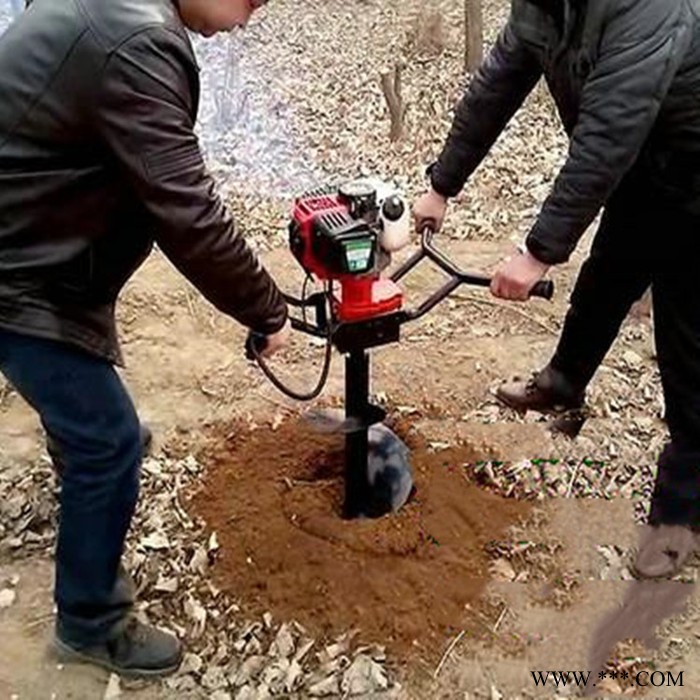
[531,670,684,689]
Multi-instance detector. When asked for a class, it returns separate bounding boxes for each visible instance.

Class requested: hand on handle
[245,319,291,360]
[491,248,551,302]
[412,188,448,232]
[410,226,555,301]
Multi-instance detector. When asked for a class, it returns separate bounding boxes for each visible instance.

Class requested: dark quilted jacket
[430,0,700,265]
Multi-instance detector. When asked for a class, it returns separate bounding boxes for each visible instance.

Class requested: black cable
[301,273,312,327]
[250,282,334,401]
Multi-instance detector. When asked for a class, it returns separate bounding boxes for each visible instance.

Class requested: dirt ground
[188,416,530,660]
[1,1,697,696]
[2,237,699,699]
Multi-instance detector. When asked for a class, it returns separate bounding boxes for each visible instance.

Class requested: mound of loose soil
[189,417,530,658]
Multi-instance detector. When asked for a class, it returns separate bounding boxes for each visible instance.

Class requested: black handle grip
[531,280,554,300]
[451,276,555,299]
[416,216,439,233]
[245,331,269,361]
[418,227,555,300]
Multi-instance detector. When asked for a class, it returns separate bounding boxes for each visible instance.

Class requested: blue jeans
[0,328,141,646]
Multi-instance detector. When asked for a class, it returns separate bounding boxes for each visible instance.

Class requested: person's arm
[428,20,543,199]
[92,27,287,335]
[525,0,693,265]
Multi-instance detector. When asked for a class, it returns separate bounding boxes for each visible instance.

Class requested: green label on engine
[344,240,372,272]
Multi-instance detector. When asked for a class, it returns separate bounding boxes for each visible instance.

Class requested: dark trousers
[0,328,139,645]
[549,181,700,527]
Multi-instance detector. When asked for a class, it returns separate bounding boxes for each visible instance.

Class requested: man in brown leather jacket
[0,0,287,678]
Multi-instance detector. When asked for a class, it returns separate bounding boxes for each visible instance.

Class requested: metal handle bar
[391,227,553,322]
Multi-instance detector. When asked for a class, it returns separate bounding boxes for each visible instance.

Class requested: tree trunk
[380,65,407,142]
[464,0,483,73]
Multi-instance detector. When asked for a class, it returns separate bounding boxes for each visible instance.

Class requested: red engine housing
[290,189,403,323]
[333,277,404,323]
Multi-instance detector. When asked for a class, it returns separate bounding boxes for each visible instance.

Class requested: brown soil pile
[189,417,530,659]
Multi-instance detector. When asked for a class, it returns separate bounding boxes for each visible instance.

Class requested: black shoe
[496,366,587,437]
[547,408,589,438]
[47,423,153,475]
[55,617,183,679]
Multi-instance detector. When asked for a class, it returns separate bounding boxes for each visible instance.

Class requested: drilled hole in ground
[188,416,532,660]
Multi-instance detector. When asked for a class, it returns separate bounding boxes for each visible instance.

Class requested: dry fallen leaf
[490,558,516,582]
[269,623,295,659]
[189,545,208,574]
[140,532,170,551]
[208,531,220,554]
[154,575,179,594]
[103,673,121,700]
[308,675,339,697]
[180,652,204,676]
[232,655,266,688]
[184,595,207,637]
[0,589,16,609]
[341,655,388,695]
[209,691,232,700]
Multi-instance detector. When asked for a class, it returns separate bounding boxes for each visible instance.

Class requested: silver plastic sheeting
[0,12,324,200]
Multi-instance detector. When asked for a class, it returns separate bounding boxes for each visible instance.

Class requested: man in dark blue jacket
[415,0,700,578]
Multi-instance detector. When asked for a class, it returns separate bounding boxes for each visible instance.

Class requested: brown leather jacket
[0,0,287,364]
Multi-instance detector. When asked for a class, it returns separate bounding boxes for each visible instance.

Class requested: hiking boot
[547,408,589,439]
[632,524,699,579]
[55,616,183,679]
[496,365,587,437]
[47,423,153,476]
